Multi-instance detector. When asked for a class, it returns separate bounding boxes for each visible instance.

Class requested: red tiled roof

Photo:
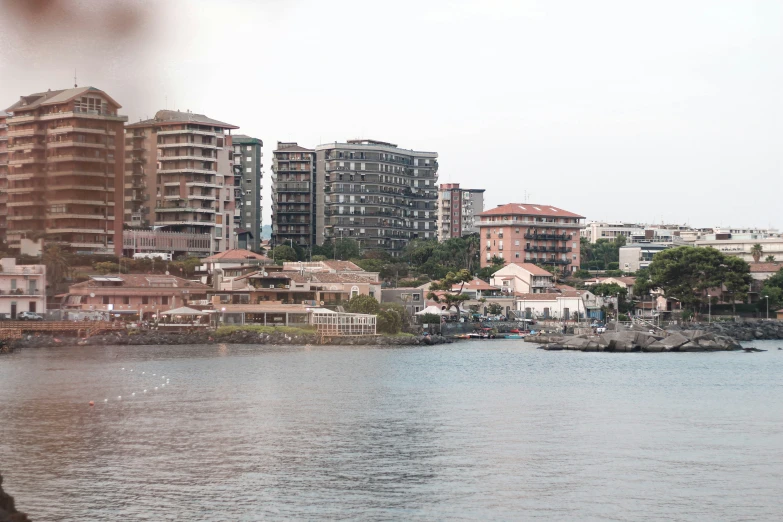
[452,278,498,291]
[750,263,782,273]
[322,260,364,271]
[478,203,585,219]
[509,262,554,276]
[204,249,268,262]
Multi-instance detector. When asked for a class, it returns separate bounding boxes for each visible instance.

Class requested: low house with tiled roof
[477,203,585,271]
[515,289,614,322]
[209,268,382,307]
[490,262,555,294]
[450,278,503,298]
[749,262,782,281]
[63,274,210,319]
[281,260,376,280]
[200,249,272,286]
[583,276,637,297]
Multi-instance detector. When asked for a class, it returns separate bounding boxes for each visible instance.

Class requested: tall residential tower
[4,87,127,255]
[314,139,438,257]
[437,183,485,241]
[124,110,239,254]
[271,142,316,249]
[232,135,264,252]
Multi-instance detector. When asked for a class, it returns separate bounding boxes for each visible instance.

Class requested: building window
[246,178,251,183]
[246,168,251,173]
[102,296,110,304]
[246,156,252,162]
[142,296,149,304]
[246,146,252,151]
[162,296,169,305]
[123,296,130,305]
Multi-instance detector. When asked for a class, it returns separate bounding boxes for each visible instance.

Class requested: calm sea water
[1,340,782,521]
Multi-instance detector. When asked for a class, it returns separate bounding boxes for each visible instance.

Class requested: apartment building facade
[271,142,316,249]
[0,112,8,246]
[232,135,264,252]
[437,183,485,241]
[477,203,585,271]
[4,87,127,255]
[125,110,239,254]
[314,139,438,257]
[0,257,47,318]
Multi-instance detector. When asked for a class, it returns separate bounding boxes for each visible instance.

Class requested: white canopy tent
[160,306,208,316]
[415,305,452,316]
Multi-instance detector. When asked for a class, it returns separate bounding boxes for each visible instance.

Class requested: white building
[694,237,783,263]
[0,258,47,318]
[490,262,555,294]
[515,290,614,321]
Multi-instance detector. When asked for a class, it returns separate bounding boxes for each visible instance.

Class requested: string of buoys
[89,368,172,406]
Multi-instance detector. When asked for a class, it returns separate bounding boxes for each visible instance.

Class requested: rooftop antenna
[74,69,78,88]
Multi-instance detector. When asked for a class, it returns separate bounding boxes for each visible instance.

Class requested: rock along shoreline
[526,320,783,352]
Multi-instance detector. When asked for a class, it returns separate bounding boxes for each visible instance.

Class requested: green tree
[633,268,655,296]
[765,255,776,263]
[590,282,627,298]
[268,245,297,263]
[311,255,327,262]
[427,268,473,314]
[345,294,380,314]
[760,268,783,311]
[419,313,442,325]
[648,246,749,314]
[42,245,70,294]
[487,302,503,316]
[93,261,121,274]
[720,256,752,313]
[750,243,763,263]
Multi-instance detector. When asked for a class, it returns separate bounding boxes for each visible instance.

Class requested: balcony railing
[524,233,573,241]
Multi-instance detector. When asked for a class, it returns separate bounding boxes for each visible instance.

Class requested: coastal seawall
[4,329,454,351]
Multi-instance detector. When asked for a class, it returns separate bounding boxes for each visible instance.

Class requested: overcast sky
[1,0,780,229]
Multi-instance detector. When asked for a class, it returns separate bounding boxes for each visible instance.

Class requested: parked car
[0,313,11,321]
[17,311,44,321]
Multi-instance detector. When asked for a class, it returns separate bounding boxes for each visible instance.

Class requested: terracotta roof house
[64,274,210,318]
[490,262,555,294]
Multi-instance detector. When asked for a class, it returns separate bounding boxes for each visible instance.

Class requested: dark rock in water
[0,472,31,522]
[742,347,767,352]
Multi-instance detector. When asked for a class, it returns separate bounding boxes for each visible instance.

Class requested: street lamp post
[707,294,711,323]
[764,295,769,320]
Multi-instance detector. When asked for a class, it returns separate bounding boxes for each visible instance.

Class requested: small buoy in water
[130,369,133,372]
[104,398,108,402]
[142,371,145,375]
[121,368,125,370]
[89,401,94,406]
[143,389,147,393]
[154,387,158,390]
[162,375,165,378]
[117,396,122,400]
[132,392,135,396]
[153,374,156,376]
[161,384,165,388]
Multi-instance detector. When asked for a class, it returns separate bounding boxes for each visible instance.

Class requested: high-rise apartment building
[231,135,264,252]
[314,139,438,257]
[125,110,239,254]
[437,183,485,241]
[477,203,585,271]
[0,112,8,246]
[271,142,316,249]
[4,87,127,255]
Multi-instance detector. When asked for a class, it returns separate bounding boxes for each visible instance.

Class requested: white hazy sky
[1,0,780,228]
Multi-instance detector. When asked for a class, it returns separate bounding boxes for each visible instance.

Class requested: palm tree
[42,245,70,296]
[765,255,776,263]
[750,243,763,263]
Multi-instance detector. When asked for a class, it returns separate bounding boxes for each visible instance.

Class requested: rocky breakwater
[526,329,743,353]
[671,320,783,342]
[6,329,455,350]
[0,473,30,522]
